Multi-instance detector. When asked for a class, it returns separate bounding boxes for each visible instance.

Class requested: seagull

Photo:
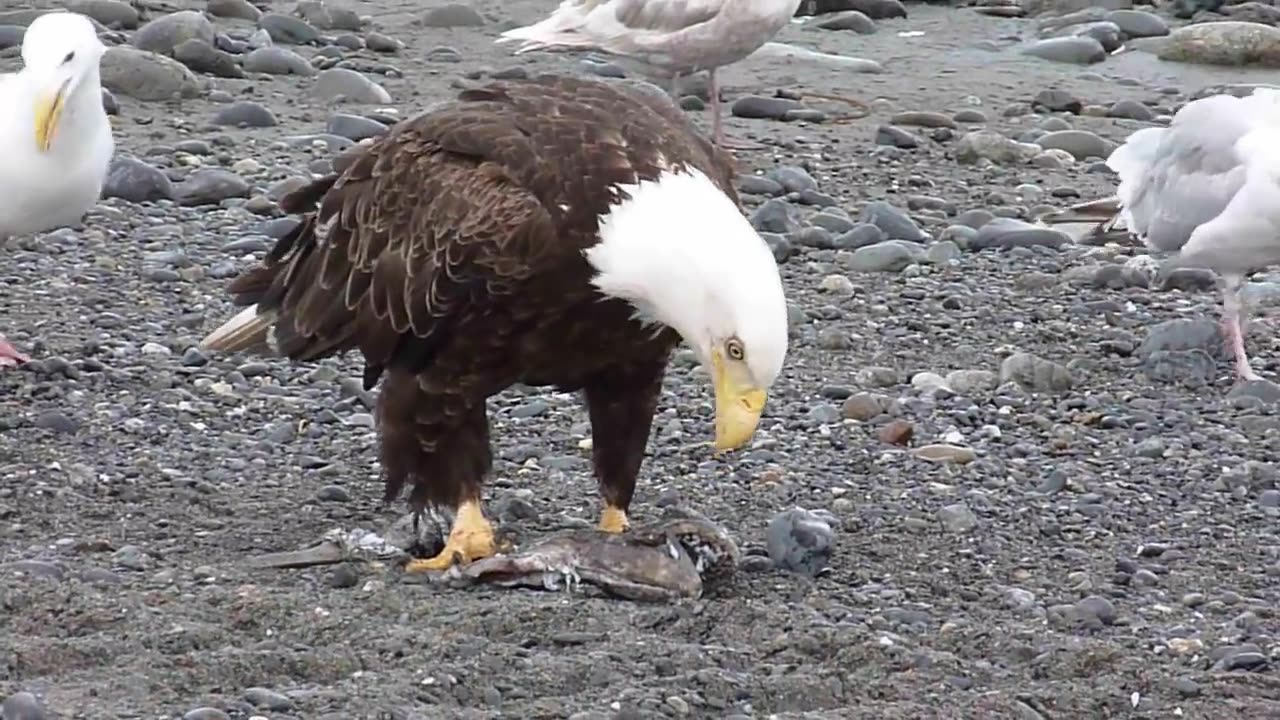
[1042,89,1280,383]
[497,0,804,150]
[0,11,114,368]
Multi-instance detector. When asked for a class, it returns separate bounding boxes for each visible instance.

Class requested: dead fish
[246,527,413,569]
[429,515,741,602]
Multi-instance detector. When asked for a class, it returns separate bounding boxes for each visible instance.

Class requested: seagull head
[21,12,106,154]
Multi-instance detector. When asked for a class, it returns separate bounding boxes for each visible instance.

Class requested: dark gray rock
[102,155,175,203]
[173,39,244,79]
[858,201,929,242]
[133,10,214,55]
[176,168,251,206]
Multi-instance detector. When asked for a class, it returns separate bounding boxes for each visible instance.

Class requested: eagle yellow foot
[599,505,631,534]
[405,500,496,573]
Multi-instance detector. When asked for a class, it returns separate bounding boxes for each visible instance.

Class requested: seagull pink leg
[1222,280,1260,382]
[706,68,765,152]
[0,336,29,369]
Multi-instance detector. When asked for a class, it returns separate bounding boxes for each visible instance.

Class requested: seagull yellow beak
[34,80,70,153]
[710,348,767,452]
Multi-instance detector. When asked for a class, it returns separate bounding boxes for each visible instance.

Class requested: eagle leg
[599,505,631,534]
[379,373,498,572]
[584,362,666,535]
[405,498,497,572]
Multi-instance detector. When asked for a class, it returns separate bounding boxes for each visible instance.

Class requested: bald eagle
[199,74,789,572]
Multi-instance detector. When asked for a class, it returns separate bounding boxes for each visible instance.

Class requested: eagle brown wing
[211,74,736,390]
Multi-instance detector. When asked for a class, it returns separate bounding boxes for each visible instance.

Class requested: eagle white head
[20,11,107,154]
[584,166,789,452]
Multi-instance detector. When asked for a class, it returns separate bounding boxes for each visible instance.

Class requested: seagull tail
[497,15,597,54]
[200,304,279,354]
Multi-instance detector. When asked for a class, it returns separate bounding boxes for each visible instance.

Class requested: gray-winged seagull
[1044,88,1280,383]
[497,0,804,150]
[0,12,114,368]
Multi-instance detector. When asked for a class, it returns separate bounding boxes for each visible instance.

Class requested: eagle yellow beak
[34,80,70,153]
[711,348,767,452]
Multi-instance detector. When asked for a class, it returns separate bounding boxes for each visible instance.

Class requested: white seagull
[0,11,114,368]
[1044,88,1280,383]
[497,0,803,150]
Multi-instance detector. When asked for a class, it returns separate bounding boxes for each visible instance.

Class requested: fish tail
[1038,197,1123,226]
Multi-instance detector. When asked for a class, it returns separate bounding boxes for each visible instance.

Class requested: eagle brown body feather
[208,74,739,515]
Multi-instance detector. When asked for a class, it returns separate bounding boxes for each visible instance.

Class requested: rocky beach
[4,0,1280,717]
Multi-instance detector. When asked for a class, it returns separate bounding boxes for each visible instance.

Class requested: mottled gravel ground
[5,0,1280,718]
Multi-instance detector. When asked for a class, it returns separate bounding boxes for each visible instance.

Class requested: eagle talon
[404,499,496,573]
[599,505,630,534]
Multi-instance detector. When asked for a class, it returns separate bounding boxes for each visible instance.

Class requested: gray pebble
[999,352,1073,392]
[890,110,957,128]
[1106,9,1170,38]
[835,223,886,250]
[313,68,393,104]
[859,201,929,242]
[208,0,262,22]
[876,124,920,148]
[1075,595,1117,626]
[213,101,277,128]
[748,198,800,234]
[69,0,139,29]
[259,13,321,45]
[173,38,243,78]
[816,10,877,33]
[1107,99,1155,121]
[731,96,803,120]
[182,709,230,720]
[366,31,403,53]
[1020,36,1107,64]
[0,24,24,50]
[133,10,214,56]
[243,46,316,76]
[1,692,44,720]
[845,240,925,272]
[766,166,816,193]
[326,113,389,140]
[420,4,486,27]
[766,507,835,576]
[954,130,1039,165]
[1036,130,1116,161]
[938,503,978,533]
[176,168,250,206]
[100,46,202,101]
[102,155,176,203]
[244,688,294,711]
[971,218,1071,251]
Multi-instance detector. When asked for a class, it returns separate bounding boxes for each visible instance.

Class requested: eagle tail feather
[199,304,278,354]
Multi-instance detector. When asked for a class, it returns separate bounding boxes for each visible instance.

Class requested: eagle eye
[725,338,745,361]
